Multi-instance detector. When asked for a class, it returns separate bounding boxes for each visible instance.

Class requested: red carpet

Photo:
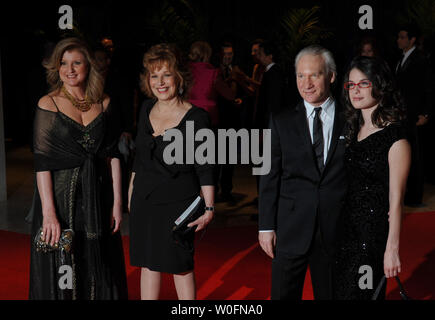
[1,211,434,300]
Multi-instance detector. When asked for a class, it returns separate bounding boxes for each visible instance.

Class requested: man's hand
[259,231,276,259]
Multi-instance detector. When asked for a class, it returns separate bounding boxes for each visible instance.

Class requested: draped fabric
[28,102,127,300]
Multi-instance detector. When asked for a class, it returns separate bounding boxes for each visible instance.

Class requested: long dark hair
[342,56,406,142]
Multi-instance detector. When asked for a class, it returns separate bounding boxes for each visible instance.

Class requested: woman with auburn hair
[128,43,215,300]
[357,36,380,58]
[334,56,410,299]
[29,37,127,299]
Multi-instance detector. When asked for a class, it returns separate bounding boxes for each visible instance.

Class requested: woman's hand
[111,202,123,234]
[384,248,401,278]
[187,210,214,232]
[42,210,61,247]
[127,172,136,214]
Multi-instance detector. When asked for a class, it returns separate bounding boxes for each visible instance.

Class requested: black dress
[28,99,128,300]
[334,123,408,300]
[129,99,214,274]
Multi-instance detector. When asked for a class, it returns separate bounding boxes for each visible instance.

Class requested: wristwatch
[204,206,215,212]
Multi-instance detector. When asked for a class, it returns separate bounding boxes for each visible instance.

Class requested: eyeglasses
[344,80,372,90]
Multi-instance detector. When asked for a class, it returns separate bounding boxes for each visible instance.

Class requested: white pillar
[0,50,7,201]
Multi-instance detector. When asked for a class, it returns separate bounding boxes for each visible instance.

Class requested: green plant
[278,6,333,73]
[144,0,209,51]
[397,0,435,36]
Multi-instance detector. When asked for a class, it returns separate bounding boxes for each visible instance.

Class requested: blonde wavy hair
[43,37,104,103]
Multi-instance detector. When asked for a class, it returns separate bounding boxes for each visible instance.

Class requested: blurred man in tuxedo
[216,42,240,203]
[395,25,433,206]
[258,45,347,300]
[232,39,266,129]
[252,40,285,129]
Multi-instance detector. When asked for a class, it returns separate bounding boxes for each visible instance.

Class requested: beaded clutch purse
[34,227,74,253]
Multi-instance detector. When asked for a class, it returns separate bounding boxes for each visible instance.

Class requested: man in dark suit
[253,40,285,129]
[395,25,433,206]
[258,45,347,300]
[215,42,240,203]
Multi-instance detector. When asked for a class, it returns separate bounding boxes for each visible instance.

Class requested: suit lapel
[294,102,313,150]
[399,49,416,73]
[324,105,344,169]
[294,102,320,175]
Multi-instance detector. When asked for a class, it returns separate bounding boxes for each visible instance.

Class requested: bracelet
[205,206,215,212]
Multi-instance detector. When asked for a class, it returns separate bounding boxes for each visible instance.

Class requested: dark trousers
[214,164,234,195]
[271,223,333,300]
[212,127,234,196]
[405,125,424,204]
[421,121,435,183]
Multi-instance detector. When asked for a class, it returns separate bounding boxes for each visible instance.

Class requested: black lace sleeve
[132,99,156,172]
[191,108,215,186]
[33,107,83,171]
[386,122,409,149]
[99,101,123,159]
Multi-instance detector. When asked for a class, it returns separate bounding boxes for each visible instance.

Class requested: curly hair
[342,56,406,142]
[140,43,192,101]
[43,37,104,103]
[188,41,212,63]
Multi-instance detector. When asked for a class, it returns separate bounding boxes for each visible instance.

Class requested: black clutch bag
[34,227,74,253]
[172,196,205,249]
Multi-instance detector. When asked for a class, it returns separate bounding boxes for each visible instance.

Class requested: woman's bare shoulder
[37,93,58,112]
[102,94,111,111]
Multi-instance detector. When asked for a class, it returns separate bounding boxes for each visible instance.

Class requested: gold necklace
[61,86,93,112]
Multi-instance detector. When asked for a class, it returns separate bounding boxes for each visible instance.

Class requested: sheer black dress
[129,99,214,274]
[28,98,128,300]
[334,122,408,300]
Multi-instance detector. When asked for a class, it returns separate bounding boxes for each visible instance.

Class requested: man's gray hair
[295,45,337,76]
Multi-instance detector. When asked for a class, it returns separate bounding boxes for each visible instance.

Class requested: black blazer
[259,100,348,257]
[395,49,433,122]
[254,64,285,129]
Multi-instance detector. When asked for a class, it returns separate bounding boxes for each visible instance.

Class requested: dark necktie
[397,54,405,73]
[224,66,230,80]
[313,107,324,173]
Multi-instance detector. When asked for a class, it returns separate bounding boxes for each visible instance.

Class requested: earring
[178,87,184,95]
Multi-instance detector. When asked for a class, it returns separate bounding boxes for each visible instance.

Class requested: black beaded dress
[334,122,408,300]
[28,98,128,300]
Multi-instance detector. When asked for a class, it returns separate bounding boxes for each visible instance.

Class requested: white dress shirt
[259,97,336,233]
[304,97,335,164]
[265,62,276,72]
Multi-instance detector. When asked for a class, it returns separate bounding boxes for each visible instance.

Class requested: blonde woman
[29,37,127,300]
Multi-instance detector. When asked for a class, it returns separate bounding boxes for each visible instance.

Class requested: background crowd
[0,0,435,301]
[2,0,435,203]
